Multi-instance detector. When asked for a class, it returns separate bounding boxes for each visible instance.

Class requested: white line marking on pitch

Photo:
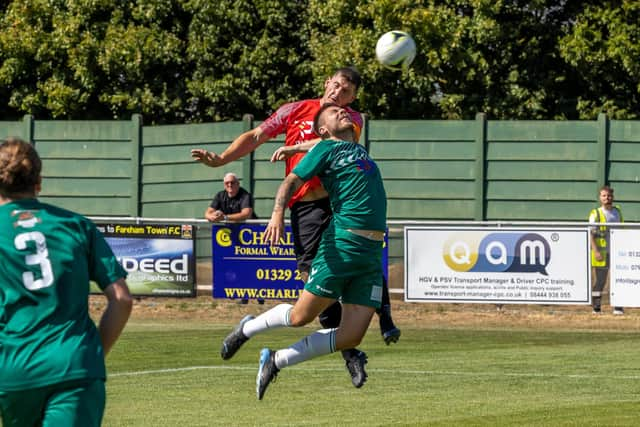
[110,365,640,380]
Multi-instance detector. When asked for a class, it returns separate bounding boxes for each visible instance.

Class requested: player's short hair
[599,185,614,195]
[313,102,341,138]
[0,137,41,197]
[333,66,361,91]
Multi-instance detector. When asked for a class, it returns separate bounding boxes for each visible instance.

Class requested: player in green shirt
[220,103,387,400]
[0,138,133,427]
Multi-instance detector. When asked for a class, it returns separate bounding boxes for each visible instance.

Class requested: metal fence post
[241,114,255,195]
[131,114,143,217]
[596,113,609,188]
[23,114,34,144]
[474,112,487,220]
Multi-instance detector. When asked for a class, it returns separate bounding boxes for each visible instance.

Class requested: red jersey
[259,99,363,206]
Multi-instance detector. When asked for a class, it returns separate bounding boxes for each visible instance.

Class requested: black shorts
[290,197,332,274]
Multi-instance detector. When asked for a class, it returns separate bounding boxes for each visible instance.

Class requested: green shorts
[0,378,105,427]
[305,225,383,309]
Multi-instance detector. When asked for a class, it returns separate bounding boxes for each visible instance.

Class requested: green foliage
[0,0,638,122]
[0,0,188,122]
[184,0,313,122]
[307,0,602,119]
[560,0,640,119]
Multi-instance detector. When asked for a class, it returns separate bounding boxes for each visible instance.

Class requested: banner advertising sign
[610,229,640,307]
[92,223,196,297]
[212,224,388,300]
[405,227,590,304]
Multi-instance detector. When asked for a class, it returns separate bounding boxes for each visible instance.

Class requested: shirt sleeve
[258,101,302,138]
[210,192,224,210]
[292,141,332,182]
[239,190,253,210]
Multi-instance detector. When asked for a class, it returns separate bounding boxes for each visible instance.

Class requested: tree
[0,0,637,122]
[0,0,315,123]
[560,0,640,119]
[184,0,313,122]
[306,0,600,119]
[0,0,188,123]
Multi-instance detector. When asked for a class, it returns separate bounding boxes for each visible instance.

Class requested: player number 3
[14,231,54,290]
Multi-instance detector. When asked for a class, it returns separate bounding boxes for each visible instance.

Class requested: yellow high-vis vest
[589,205,623,268]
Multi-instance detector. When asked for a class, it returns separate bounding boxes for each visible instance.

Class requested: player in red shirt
[191,67,400,388]
[260,97,361,207]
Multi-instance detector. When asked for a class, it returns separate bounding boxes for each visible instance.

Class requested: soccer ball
[375,31,416,70]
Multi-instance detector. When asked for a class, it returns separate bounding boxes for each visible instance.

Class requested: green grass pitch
[97,318,640,426]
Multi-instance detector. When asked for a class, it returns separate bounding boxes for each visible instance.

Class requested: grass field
[97,300,640,426]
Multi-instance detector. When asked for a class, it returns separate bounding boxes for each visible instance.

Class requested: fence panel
[34,119,135,216]
[0,119,29,141]
[141,121,248,220]
[608,121,640,220]
[485,120,602,221]
[369,120,478,221]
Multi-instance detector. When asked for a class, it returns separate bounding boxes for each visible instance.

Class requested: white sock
[274,328,336,369]
[241,303,293,338]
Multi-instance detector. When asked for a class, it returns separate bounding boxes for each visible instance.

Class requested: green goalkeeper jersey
[0,198,126,391]
[292,139,387,231]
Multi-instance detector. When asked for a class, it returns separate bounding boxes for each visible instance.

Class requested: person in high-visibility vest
[588,185,623,314]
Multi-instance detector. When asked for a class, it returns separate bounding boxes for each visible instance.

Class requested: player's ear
[318,112,329,138]
[35,175,42,194]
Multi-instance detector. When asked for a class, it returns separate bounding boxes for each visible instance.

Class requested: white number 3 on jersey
[14,231,54,290]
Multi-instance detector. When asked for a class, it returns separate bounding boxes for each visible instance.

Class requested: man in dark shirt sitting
[205,172,261,304]
[205,172,257,222]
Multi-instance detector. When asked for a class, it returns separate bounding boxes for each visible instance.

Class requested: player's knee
[288,310,313,327]
[318,302,341,329]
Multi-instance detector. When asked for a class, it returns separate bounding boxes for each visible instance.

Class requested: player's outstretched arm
[99,278,133,356]
[191,128,270,168]
[264,173,304,245]
[270,138,321,162]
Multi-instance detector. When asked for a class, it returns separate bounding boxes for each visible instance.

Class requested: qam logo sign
[443,232,551,275]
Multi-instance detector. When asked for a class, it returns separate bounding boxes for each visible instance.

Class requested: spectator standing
[589,185,624,315]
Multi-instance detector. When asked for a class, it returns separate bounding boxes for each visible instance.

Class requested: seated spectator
[205,172,262,304]
[205,172,257,222]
